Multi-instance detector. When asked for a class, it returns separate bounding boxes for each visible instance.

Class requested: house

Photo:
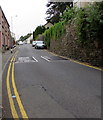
[44,22,53,29]
[0,6,11,49]
[73,0,101,8]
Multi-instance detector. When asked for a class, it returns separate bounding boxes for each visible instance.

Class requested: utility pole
[11,15,17,47]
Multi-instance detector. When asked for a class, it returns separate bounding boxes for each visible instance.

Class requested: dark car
[35,41,46,49]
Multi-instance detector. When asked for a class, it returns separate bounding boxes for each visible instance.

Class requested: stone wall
[49,22,102,68]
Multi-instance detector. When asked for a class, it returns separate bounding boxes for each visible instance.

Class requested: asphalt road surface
[2,44,101,119]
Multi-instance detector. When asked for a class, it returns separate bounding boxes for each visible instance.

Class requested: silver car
[35,41,46,49]
[32,41,37,47]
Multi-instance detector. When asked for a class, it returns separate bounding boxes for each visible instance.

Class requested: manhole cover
[15,57,37,63]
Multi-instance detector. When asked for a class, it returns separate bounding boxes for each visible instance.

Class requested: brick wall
[0,6,11,49]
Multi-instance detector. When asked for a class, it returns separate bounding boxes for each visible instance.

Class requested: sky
[0,0,48,40]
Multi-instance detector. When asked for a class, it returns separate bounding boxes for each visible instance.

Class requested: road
[2,44,101,119]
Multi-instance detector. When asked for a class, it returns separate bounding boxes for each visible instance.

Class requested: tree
[33,25,46,40]
[46,2,73,24]
[19,33,32,41]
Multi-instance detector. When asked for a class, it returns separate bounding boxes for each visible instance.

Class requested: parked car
[12,45,16,48]
[35,41,46,49]
[32,41,37,47]
[18,41,23,45]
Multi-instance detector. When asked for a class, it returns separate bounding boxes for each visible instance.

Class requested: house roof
[44,22,53,26]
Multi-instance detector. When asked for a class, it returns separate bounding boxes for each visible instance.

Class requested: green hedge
[75,2,103,46]
[43,21,66,48]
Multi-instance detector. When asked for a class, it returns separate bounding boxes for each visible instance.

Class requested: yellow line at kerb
[70,60,103,71]
[46,50,103,71]
[12,57,28,119]
[6,57,19,119]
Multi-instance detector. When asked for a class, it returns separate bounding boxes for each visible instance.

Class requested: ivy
[43,21,66,47]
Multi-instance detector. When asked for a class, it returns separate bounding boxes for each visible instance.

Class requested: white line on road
[32,57,38,62]
[41,56,50,62]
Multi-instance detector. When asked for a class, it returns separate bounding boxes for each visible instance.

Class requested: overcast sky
[0,0,48,39]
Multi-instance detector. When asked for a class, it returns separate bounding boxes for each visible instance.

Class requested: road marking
[32,57,38,62]
[12,57,28,119]
[6,57,19,119]
[2,51,19,74]
[14,51,18,62]
[41,56,50,62]
[6,53,28,119]
[45,50,103,71]
[69,59,103,71]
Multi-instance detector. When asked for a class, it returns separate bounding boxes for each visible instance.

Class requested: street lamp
[11,15,17,47]
[11,15,18,34]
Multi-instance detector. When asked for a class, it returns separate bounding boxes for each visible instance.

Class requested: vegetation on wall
[76,2,103,47]
[44,2,103,49]
[33,25,46,40]
[44,21,66,48]
[60,7,75,22]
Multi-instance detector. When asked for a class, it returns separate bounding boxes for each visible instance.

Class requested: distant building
[11,32,16,40]
[11,32,16,46]
[0,6,11,49]
[25,34,33,44]
[44,22,53,29]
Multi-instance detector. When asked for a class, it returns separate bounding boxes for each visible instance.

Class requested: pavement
[0,47,17,119]
[0,51,2,119]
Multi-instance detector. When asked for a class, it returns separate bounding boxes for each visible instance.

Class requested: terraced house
[0,6,11,49]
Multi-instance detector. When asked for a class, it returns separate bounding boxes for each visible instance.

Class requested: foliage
[33,25,46,40]
[44,2,103,48]
[19,33,32,41]
[43,21,66,47]
[46,2,73,24]
[75,2,103,46]
[60,7,76,22]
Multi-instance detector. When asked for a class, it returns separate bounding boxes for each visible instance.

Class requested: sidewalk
[0,47,17,119]
[0,51,2,119]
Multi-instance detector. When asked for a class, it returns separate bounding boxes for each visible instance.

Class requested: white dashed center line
[41,56,50,62]
[32,57,38,62]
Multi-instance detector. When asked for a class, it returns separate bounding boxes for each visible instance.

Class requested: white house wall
[73,0,103,8]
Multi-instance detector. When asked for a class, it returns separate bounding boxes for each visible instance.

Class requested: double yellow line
[6,54,28,119]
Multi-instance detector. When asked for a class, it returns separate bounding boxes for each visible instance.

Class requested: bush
[76,2,103,47]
